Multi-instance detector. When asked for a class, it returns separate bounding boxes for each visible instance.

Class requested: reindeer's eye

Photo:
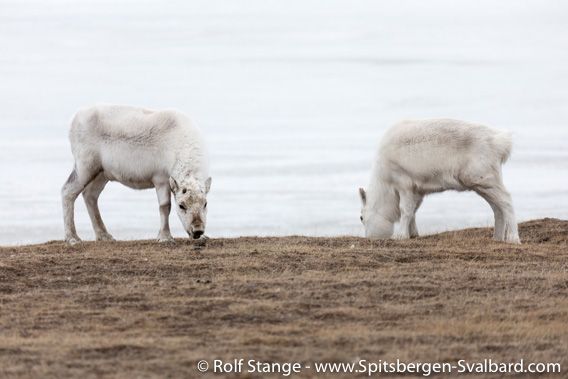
[204,202,207,208]
[360,216,363,221]
[182,188,187,194]
[179,204,186,211]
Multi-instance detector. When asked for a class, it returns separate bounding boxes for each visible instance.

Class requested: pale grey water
[1,0,567,245]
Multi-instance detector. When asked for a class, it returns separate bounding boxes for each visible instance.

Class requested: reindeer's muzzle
[190,224,205,239]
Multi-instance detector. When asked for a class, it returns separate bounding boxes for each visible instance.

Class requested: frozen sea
[1,0,567,245]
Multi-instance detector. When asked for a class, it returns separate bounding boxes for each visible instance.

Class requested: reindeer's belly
[101,158,165,190]
[102,170,154,189]
[97,143,170,189]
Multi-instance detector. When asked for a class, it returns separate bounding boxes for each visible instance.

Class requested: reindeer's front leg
[155,183,175,243]
[395,190,421,239]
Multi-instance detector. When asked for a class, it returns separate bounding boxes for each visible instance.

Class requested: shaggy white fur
[359,118,521,244]
[61,104,211,244]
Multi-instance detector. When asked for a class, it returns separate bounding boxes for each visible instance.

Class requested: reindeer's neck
[367,178,400,223]
[170,140,209,181]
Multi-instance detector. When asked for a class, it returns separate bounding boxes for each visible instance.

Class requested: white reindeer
[61,104,211,244]
[359,118,521,244]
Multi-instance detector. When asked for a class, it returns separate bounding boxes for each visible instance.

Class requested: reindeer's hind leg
[475,191,505,241]
[62,166,83,244]
[466,164,520,244]
[494,186,520,244]
[474,184,520,244]
[61,164,100,245]
[83,173,114,241]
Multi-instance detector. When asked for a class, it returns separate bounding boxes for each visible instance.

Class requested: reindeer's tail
[494,129,513,164]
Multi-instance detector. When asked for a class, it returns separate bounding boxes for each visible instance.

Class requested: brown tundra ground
[0,218,567,378]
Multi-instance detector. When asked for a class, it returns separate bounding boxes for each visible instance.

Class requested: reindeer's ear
[359,188,367,205]
[169,177,179,193]
[204,177,212,194]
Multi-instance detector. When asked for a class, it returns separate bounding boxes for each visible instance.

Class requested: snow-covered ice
[0,0,567,245]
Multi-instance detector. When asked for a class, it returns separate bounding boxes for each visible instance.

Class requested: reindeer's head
[358,187,394,238]
[170,176,211,239]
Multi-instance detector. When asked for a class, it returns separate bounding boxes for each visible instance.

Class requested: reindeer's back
[69,104,191,148]
[377,119,511,188]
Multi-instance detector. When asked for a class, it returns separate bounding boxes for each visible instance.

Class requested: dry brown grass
[1,218,567,378]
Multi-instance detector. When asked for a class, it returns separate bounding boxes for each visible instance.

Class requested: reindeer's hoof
[157,236,175,244]
[65,236,82,245]
[494,236,521,245]
[96,233,115,242]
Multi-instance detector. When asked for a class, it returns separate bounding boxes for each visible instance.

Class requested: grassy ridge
[1,219,567,378]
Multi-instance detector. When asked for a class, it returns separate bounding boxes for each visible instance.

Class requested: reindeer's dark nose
[193,230,204,239]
